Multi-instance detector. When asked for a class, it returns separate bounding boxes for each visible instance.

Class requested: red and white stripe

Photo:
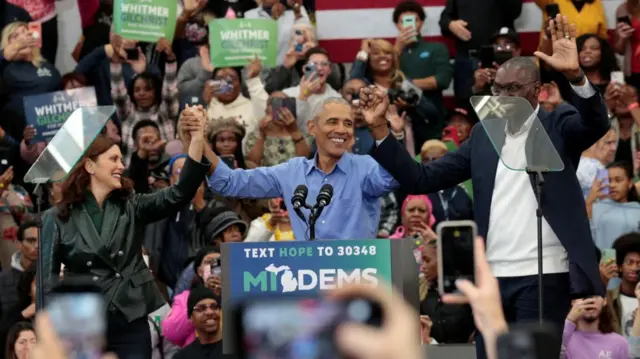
[316,0,624,64]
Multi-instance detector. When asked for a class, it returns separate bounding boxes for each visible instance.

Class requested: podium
[220,238,419,353]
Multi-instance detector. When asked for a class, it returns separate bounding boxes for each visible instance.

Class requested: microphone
[316,184,333,208]
[291,185,309,210]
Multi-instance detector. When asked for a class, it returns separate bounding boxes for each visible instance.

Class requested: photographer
[470,27,522,96]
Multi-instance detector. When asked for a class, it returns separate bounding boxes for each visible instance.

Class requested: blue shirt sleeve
[361,155,398,198]
[207,160,286,198]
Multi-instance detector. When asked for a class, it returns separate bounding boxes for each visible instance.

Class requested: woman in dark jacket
[40,107,209,359]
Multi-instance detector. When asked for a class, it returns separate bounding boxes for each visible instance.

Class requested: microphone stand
[34,182,45,310]
[308,204,328,241]
[526,166,547,325]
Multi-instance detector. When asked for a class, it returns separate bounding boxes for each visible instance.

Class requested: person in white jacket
[244,198,295,242]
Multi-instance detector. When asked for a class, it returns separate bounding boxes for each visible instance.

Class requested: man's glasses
[193,303,220,313]
[491,81,537,95]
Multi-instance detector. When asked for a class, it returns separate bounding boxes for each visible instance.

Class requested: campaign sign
[226,240,392,300]
[113,0,177,42]
[23,87,98,142]
[208,19,278,68]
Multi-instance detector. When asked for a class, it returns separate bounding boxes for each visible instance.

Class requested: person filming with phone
[204,95,398,241]
[366,15,610,359]
[588,161,640,249]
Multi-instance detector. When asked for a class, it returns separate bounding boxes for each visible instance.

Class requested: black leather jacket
[41,156,209,322]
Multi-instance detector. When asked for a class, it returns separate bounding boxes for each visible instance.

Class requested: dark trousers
[41,16,58,65]
[106,311,151,359]
[475,273,571,359]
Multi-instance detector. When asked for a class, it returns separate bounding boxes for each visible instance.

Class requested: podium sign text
[226,240,392,299]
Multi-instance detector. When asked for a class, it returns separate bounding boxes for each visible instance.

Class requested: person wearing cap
[164,246,222,348]
[446,107,475,144]
[173,285,224,359]
[471,27,522,96]
[206,117,247,170]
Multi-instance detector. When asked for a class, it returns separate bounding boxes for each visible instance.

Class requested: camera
[387,87,420,107]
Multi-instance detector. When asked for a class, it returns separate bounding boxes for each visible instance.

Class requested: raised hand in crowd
[473,67,497,93]
[275,107,299,133]
[331,284,422,359]
[205,274,222,296]
[178,104,207,143]
[247,55,263,79]
[30,313,117,359]
[0,166,14,196]
[534,15,582,82]
[136,132,167,161]
[409,221,437,241]
[395,26,418,53]
[299,71,323,100]
[420,315,433,344]
[448,19,471,42]
[182,0,207,17]
[258,114,273,138]
[23,125,37,146]
[443,237,507,359]
[616,19,635,40]
[156,37,176,61]
[599,257,618,287]
[586,177,608,218]
[126,47,147,74]
[566,297,600,324]
[2,31,39,61]
[618,83,639,108]
[199,45,215,72]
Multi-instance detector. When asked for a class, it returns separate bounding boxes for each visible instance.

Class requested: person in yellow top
[244,198,296,241]
[536,0,609,50]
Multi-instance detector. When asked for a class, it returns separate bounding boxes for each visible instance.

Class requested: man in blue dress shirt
[198,96,398,240]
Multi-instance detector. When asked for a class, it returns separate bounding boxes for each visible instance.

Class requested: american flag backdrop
[315,0,624,64]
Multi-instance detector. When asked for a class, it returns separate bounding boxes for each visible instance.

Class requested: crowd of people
[1,0,640,358]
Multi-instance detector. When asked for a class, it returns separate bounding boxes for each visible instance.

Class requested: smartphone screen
[402,14,416,29]
[28,22,42,48]
[480,45,495,69]
[47,292,106,359]
[611,71,625,85]
[596,169,610,195]
[125,48,139,61]
[617,16,632,26]
[601,248,616,263]
[437,220,476,295]
[237,298,382,359]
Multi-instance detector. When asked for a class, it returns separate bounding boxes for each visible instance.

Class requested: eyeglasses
[193,303,220,313]
[491,82,537,95]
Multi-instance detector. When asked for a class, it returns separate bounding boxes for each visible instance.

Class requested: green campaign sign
[113,0,177,42]
[208,19,278,68]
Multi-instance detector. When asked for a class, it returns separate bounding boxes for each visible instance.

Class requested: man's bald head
[494,56,542,109]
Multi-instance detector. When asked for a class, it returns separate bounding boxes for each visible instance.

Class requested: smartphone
[479,45,495,69]
[601,248,616,264]
[47,279,106,359]
[617,16,632,26]
[125,47,139,61]
[596,168,610,195]
[611,71,625,85]
[436,220,477,295]
[545,4,560,21]
[494,50,513,65]
[210,258,222,277]
[402,14,416,29]
[271,97,297,117]
[28,22,42,48]
[234,297,383,359]
[220,155,235,168]
[294,30,304,52]
[304,62,316,79]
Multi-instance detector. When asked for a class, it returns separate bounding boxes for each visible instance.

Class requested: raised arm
[156,37,180,123]
[360,85,471,194]
[132,107,207,225]
[534,16,610,152]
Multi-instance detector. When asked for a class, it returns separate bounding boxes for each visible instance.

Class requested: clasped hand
[359,85,390,127]
[178,104,207,142]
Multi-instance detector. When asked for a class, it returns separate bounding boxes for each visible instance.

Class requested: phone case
[28,22,42,48]
[436,220,477,296]
[601,249,616,263]
[611,71,625,85]
[596,169,610,195]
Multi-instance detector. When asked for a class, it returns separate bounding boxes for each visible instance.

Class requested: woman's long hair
[56,135,134,221]
[576,33,619,82]
[364,38,405,85]
[0,22,45,67]
[4,322,34,359]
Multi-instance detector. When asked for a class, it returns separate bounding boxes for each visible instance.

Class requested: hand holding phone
[28,22,42,48]
[601,248,616,264]
[596,169,610,195]
[611,71,625,85]
[436,220,477,295]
